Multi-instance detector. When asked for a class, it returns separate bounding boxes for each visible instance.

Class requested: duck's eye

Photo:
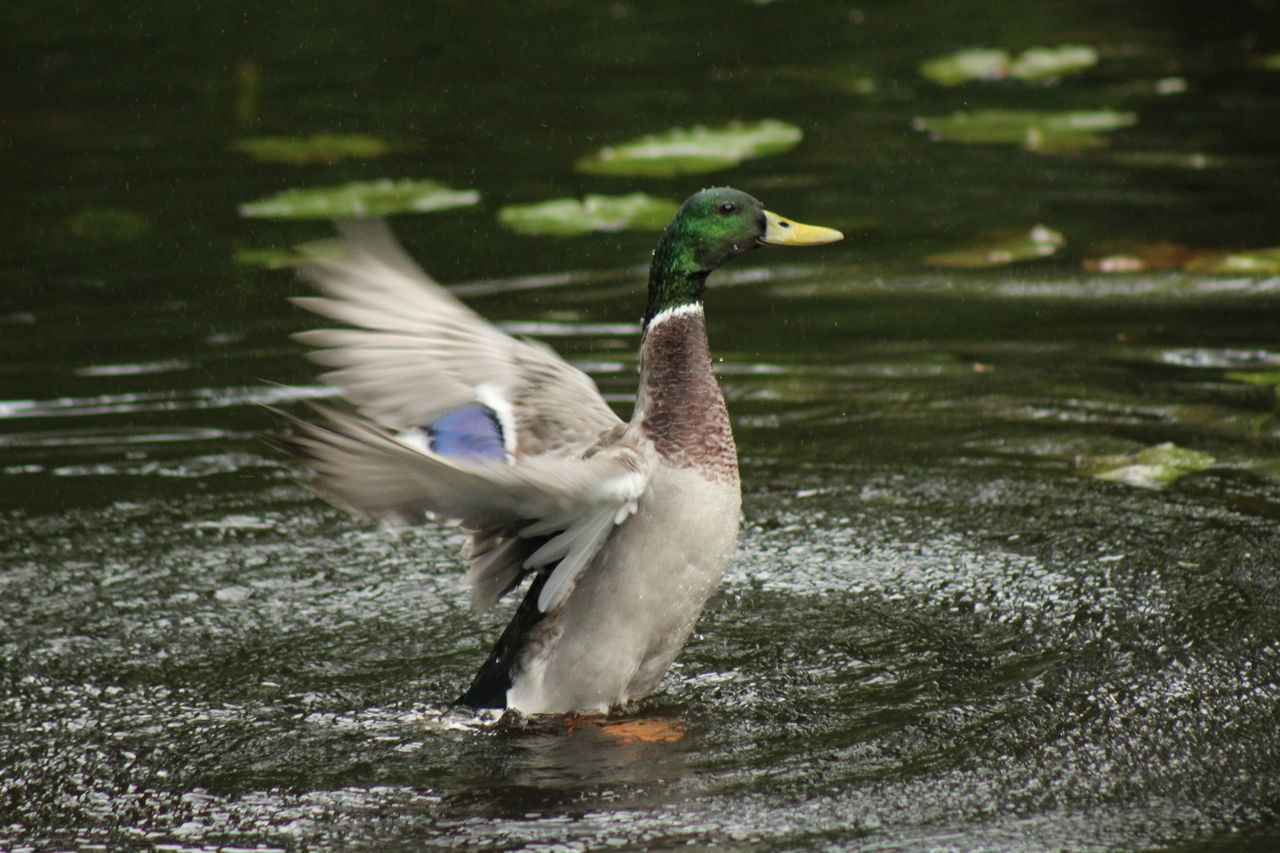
[719,202,737,215]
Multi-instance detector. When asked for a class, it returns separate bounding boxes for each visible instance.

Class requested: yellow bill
[761,209,844,246]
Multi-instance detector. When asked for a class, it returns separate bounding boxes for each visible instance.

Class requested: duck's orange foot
[562,713,685,744]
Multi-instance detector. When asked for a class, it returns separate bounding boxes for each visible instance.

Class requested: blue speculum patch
[428,403,506,462]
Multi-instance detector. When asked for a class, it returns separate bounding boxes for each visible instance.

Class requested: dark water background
[4,1,1280,850]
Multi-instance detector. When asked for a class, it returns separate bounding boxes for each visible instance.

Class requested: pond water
[4,1,1280,850]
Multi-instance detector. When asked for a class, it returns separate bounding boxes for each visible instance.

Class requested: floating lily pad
[497,193,679,236]
[234,248,296,269]
[775,65,878,95]
[65,208,152,244]
[1105,150,1224,170]
[925,226,1064,269]
[1184,247,1280,275]
[1224,371,1280,389]
[1083,243,1280,275]
[1008,45,1098,81]
[833,72,878,95]
[920,48,1010,86]
[576,120,803,177]
[1081,254,1149,273]
[921,45,1097,86]
[1087,442,1215,490]
[239,179,480,219]
[231,134,390,165]
[912,109,1135,153]
[1082,242,1202,273]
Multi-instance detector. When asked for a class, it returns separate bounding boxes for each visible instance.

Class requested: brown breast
[638,309,739,484]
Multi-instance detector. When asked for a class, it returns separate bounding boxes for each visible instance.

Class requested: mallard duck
[281,187,842,715]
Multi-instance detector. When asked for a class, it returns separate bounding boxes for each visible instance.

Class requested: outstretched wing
[292,219,623,457]
[282,221,648,613]
[280,405,653,614]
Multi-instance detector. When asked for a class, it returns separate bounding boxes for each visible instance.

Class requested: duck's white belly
[506,465,740,715]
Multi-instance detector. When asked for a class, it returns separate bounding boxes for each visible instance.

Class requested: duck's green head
[645,187,842,326]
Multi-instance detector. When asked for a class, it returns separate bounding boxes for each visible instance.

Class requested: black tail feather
[455,570,552,710]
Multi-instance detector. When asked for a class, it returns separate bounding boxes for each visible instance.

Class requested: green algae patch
[497,193,679,236]
[233,247,317,269]
[1086,442,1215,490]
[233,248,298,269]
[231,134,391,165]
[65,208,152,244]
[912,109,1135,152]
[925,226,1064,269]
[921,45,1098,86]
[576,120,803,177]
[239,179,480,219]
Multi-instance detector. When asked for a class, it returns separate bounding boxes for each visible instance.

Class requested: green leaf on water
[239,179,480,219]
[920,45,1097,86]
[774,64,878,95]
[925,225,1065,269]
[1184,247,1280,275]
[576,120,803,177]
[1087,442,1215,490]
[1224,371,1280,389]
[497,193,679,236]
[1008,45,1098,81]
[912,109,1135,152]
[920,48,1010,86]
[231,134,391,165]
[1082,242,1201,273]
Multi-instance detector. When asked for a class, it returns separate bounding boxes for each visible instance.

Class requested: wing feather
[279,405,653,612]
[293,220,623,454]
[283,220,651,613]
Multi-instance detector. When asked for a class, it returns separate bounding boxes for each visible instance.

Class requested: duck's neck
[643,222,709,328]
[635,301,738,482]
